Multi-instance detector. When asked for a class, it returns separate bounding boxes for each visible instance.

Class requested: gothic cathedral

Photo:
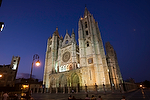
[43,7,123,93]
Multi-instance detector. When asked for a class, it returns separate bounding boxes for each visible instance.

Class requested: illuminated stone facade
[0,56,20,87]
[43,8,123,93]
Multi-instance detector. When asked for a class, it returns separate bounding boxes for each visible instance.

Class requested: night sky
[0,0,150,82]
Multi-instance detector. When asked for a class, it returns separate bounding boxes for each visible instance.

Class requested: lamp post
[30,54,40,80]
[28,54,40,96]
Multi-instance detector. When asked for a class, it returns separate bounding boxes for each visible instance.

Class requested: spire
[71,28,75,38]
[56,27,58,31]
[71,28,76,43]
[60,35,63,40]
[72,28,75,34]
[84,7,90,17]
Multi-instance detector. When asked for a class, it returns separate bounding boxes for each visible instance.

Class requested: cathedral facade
[43,8,123,93]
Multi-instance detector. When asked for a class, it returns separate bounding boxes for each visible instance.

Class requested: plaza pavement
[0,88,150,100]
[31,88,150,100]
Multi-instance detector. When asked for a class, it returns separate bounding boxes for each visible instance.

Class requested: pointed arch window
[86,31,88,35]
[50,41,52,45]
[49,47,51,52]
[85,22,87,28]
[65,40,68,44]
[87,41,89,47]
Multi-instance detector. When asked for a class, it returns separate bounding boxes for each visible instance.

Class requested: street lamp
[0,74,2,78]
[28,54,40,95]
[30,54,40,79]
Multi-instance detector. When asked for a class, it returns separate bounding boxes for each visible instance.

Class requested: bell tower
[78,7,110,89]
[105,42,123,90]
[43,28,60,88]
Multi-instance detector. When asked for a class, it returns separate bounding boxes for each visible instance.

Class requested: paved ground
[31,88,150,100]
[0,88,150,100]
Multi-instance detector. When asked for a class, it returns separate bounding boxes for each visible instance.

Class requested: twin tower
[43,7,123,93]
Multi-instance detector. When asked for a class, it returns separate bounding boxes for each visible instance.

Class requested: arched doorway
[71,73,80,92]
[58,74,67,93]
[50,77,56,93]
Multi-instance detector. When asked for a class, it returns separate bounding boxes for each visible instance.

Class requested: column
[56,87,58,94]
[50,87,52,93]
[44,88,46,93]
[63,87,65,94]
[47,88,49,93]
[76,87,78,93]
[68,87,70,94]
[37,88,39,93]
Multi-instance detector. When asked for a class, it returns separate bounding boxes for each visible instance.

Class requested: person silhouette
[97,96,102,100]
[85,94,90,99]
[91,95,96,100]
[3,92,9,100]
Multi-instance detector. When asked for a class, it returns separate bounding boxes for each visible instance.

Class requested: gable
[62,33,72,47]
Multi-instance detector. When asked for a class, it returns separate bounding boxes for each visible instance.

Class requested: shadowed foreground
[31,88,150,100]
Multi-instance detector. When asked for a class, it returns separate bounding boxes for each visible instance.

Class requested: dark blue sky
[0,0,150,82]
